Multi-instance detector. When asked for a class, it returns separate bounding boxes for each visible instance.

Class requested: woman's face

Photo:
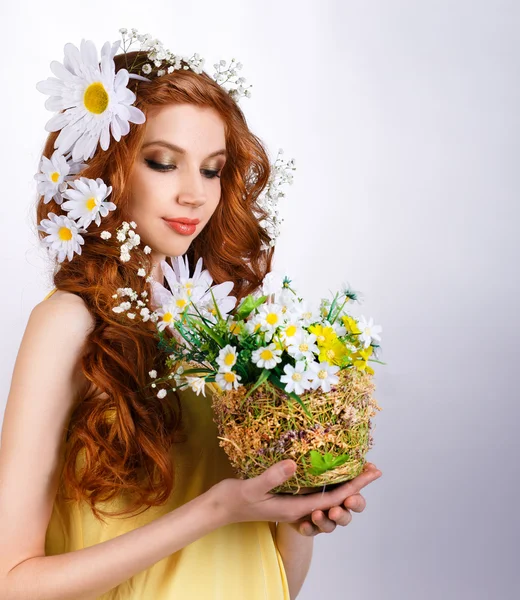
[127,103,227,271]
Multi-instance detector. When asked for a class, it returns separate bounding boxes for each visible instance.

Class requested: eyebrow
[141,140,227,159]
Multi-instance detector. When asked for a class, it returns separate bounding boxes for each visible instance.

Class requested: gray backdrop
[1,1,518,598]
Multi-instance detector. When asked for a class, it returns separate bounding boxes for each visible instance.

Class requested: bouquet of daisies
[145,256,384,494]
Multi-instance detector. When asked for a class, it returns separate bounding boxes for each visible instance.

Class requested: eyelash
[145,159,221,179]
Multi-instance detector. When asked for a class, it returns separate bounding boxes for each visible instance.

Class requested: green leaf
[234,294,268,321]
[303,450,351,476]
[180,367,214,375]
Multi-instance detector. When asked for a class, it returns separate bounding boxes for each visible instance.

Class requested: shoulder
[31,289,95,337]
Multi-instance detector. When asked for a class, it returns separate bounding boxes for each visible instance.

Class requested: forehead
[142,103,226,151]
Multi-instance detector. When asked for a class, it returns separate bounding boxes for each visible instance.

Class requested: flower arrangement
[133,257,385,494]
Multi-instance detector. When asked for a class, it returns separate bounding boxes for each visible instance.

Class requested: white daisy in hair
[37,213,85,263]
[61,176,116,228]
[36,39,146,161]
[34,150,86,205]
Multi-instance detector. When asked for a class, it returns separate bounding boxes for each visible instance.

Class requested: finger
[310,509,337,533]
[343,493,366,513]
[303,465,381,514]
[299,521,319,536]
[327,506,353,526]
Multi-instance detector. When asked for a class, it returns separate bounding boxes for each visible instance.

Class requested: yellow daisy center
[266,312,278,325]
[176,298,187,309]
[292,372,302,382]
[260,349,274,360]
[224,372,236,382]
[326,349,336,360]
[58,226,72,241]
[224,353,235,366]
[85,197,97,211]
[50,171,60,183]
[318,369,327,380]
[163,312,173,322]
[83,82,109,114]
[230,322,240,334]
[285,325,297,337]
[299,343,309,352]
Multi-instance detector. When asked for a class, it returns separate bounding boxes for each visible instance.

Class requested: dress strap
[43,288,58,301]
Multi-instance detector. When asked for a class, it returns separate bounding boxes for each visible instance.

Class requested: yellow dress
[42,287,289,599]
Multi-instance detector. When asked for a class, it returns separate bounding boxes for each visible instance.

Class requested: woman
[0,33,382,599]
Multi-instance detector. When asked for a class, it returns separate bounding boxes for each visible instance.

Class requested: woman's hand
[285,463,382,536]
[208,459,381,529]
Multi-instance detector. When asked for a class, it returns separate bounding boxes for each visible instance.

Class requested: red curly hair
[35,50,275,522]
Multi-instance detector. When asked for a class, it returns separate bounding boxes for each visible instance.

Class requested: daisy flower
[34,150,86,205]
[357,315,383,349]
[155,302,181,332]
[198,281,237,323]
[244,313,263,336]
[216,345,238,372]
[257,302,285,341]
[286,331,319,362]
[61,177,116,228]
[165,255,213,299]
[278,320,303,347]
[307,361,340,393]
[251,343,283,369]
[185,376,207,397]
[292,299,321,327]
[280,360,312,395]
[36,39,146,161]
[261,270,284,296]
[37,213,85,262]
[216,369,242,391]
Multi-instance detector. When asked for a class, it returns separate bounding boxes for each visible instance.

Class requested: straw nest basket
[211,366,382,494]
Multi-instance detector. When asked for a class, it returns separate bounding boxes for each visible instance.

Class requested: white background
[1,1,518,598]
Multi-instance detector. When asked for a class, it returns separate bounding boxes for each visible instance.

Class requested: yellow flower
[342,315,361,334]
[318,338,348,366]
[309,324,337,346]
[352,345,374,374]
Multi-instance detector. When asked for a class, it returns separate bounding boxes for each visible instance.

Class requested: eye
[201,169,221,179]
[145,159,221,179]
[145,159,175,172]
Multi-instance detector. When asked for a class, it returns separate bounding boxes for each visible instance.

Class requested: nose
[176,165,208,208]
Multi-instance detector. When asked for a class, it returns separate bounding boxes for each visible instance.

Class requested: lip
[163,218,198,236]
[163,217,200,225]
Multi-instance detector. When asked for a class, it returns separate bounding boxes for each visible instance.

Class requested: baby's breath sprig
[115,220,140,262]
[212,58,252,101]
[118,27,252,102]
[254,148,296,250]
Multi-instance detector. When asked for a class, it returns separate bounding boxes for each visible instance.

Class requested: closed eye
[145,159,221,179]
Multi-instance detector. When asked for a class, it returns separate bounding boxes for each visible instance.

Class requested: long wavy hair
[35,50,274,521]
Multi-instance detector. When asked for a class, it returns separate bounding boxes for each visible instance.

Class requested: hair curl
[35,51,275,521]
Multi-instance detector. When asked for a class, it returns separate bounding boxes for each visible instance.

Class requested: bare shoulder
[32,289,95,335]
